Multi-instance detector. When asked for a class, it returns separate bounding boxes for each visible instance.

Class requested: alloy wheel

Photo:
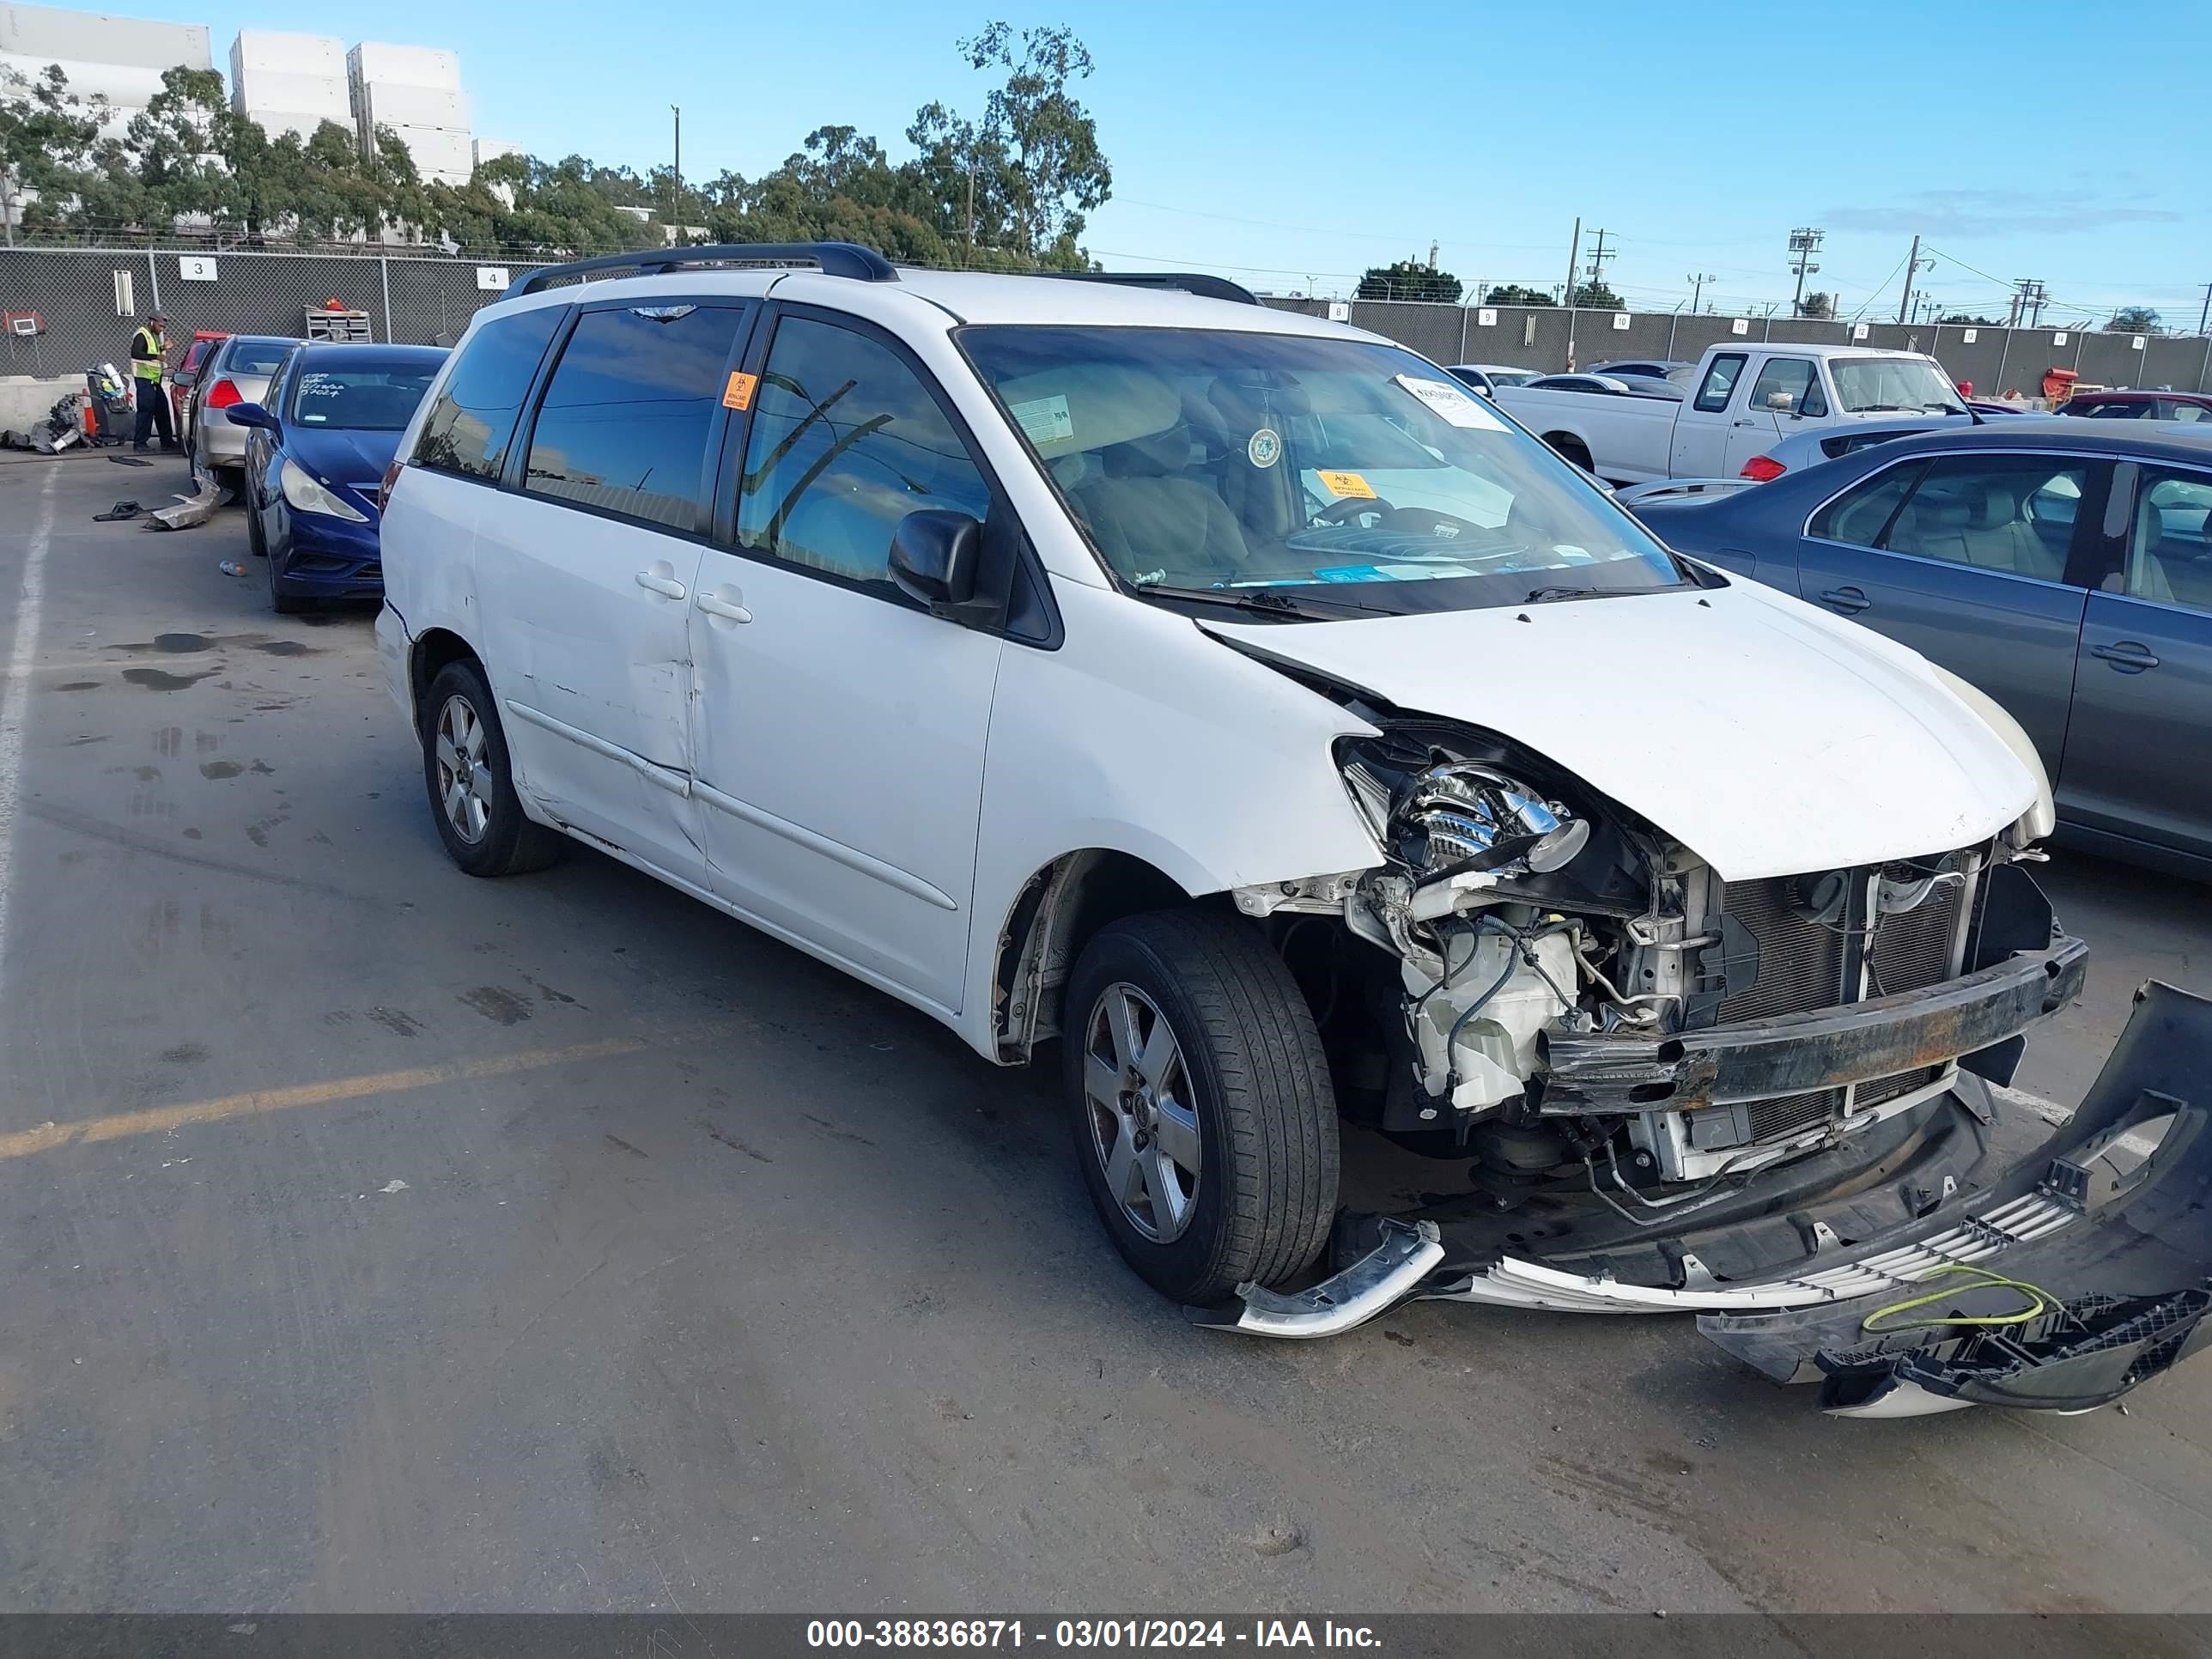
[434,694,494,845]
[1082,983,1202,1243]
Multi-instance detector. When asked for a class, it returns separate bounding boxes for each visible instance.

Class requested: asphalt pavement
[3,451,2210,1615]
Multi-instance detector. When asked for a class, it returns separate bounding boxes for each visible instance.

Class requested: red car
[2062,387,2212,425]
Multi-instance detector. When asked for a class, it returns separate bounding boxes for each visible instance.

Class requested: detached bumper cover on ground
[1192,981,2212,1417]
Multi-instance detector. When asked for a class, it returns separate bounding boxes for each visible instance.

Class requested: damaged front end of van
[1185,638,2212,1417]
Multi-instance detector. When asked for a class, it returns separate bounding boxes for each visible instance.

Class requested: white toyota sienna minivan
[375,245,2212,1412]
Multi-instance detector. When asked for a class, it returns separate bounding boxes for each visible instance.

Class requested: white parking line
[0,467,58,997]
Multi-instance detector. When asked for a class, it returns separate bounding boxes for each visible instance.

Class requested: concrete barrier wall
[1264,296,2212,397]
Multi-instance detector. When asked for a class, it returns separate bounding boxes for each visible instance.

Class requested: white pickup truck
[1492,343,1972,484]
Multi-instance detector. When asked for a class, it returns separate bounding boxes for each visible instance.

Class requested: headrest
[1966,482,2016,529]
[994,363,1181,460]
[1911,493,1974,531]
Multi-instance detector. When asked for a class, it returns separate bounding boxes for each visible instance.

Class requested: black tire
[266,543,308,614]
[1062,908,1339,1303]
[420,659,563,877]
[246,492,268,556]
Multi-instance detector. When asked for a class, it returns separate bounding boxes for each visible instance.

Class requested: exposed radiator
[1718,876,1849,1023]
[1705,859,1976,1146]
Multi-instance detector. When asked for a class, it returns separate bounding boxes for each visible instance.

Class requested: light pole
[671,106,682,234]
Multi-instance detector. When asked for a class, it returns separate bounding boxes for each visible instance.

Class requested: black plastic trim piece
[505,242,898,298]
[1037,270,1261,306]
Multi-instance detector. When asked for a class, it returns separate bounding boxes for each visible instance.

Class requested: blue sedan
[227,344,448,613]
[1632,421,2212,878]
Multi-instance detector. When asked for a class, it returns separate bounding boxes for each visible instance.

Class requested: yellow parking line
[0,1035,655,1161]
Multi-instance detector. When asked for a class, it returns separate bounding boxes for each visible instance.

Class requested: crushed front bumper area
[1538,933,2087,1113]
[1189,981,2212,1417]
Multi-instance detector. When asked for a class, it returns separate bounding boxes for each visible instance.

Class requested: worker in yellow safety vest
[130,308,178,453]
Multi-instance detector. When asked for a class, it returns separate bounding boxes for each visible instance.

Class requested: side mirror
[889,509,983,611]
[1765,390,1796,412]
[225,401,276,432]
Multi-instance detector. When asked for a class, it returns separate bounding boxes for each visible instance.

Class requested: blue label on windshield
[1312,565,1386,583]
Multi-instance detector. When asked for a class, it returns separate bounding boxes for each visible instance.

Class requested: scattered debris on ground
[143,478,231,532]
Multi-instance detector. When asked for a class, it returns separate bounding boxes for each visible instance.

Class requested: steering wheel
[1316,495,1391,526]
[1379,503,1485,539]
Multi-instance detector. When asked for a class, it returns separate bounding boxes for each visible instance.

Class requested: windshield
[960,326,1686,617]
[289,363,441,430]
[1831,356,1967,415]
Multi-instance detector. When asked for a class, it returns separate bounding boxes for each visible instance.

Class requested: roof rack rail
[505,241,898,300]
[1038,270,1262,307]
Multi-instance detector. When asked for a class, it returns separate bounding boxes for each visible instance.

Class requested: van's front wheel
[1063,910,1339,1303]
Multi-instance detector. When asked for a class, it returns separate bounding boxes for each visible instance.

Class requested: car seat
[1960,482,2067,580]
[2136,499,2212,611]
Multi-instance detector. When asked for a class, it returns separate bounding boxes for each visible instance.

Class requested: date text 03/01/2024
[805,1620,1383,1649]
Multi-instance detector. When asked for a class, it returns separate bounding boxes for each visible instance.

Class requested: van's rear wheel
[422,659,562,877]
[1063,910,1339,1303]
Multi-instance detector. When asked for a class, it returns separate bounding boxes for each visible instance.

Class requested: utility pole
[1582,227,1614,300]
[1562,217,1581,371]
[1896,234,1933,325]
[964,161,975,265]
[671,106,682,230]
[2014,279,2047,328]
[2197,281,2209,336]
[1788,227,1822,316]
[1688,271,1716,313]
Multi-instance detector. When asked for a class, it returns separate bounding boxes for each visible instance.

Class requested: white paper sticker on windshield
[1394,374,1505,431]
[1010,393,1073,447]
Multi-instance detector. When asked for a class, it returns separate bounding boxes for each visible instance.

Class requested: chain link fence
[0,246,554,380]
[8,243,2211,403]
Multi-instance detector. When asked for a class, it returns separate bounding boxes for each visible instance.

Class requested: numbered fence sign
[476,267,513,292]
[179,256,217,283]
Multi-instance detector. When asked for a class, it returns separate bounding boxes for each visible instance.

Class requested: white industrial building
[3,7,483,191]
[228,28,349,143]
[0,2,211,140]
[348,40,471,187]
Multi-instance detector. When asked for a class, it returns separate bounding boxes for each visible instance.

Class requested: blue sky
[106,0,2212,326]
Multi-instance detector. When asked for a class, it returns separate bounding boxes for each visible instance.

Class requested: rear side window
[223,338,294,375]
[521,304,749,532]
[414,307,564,483]
[1693,354,1747,413]
[1810,460,1926,546]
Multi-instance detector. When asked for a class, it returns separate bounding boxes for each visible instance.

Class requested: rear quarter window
[412,307,565,483]
[224,339,294,375]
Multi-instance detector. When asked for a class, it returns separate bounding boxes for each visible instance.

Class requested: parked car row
[167,331,451,614]
[1492,342,1978,483]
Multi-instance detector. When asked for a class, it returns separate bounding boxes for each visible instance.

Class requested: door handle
[2090,640,2160,672]
[696,592,752,624]
[1731,419,1759,428]
[1818,586,1871,614]
[635,569,688,600]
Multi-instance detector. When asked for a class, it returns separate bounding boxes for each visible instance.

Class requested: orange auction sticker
[1315,469,1376,499]
[722,371,757,410]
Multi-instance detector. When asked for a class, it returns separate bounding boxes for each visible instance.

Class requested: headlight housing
[280,458,368,523]
[1933,665,2056,846]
